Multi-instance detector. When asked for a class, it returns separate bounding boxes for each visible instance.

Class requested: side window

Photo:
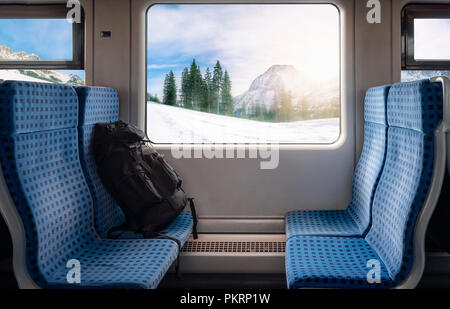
[402,4,450,81]
[146,4,340,144]
[0,4,85,85]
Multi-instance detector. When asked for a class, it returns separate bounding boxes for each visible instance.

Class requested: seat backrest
[347,85,390,234]
[365,79,443,284]
[0,81,96,286]
[74,86,125,238]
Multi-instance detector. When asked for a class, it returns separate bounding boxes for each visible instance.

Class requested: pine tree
[247,101,255,118]
[188,59,203,110]
[180,67,191,108]
[211,60,223,114]
[147,93,160,103]
[201,67,212,112]
[163,71,177,106]
[162,73,169,104]
[254,103,263,121]
[240,101,248,118]
[262,103,274,121]
[260,104,268,121]
[298,97,309,120]
[221,70,233,116]
[279,88,294,122]
[270,93,280,122]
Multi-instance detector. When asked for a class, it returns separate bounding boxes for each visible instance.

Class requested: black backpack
[92,120,198,242]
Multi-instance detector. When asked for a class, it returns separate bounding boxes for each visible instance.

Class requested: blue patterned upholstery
[110,211,194,245]
[365,79,443,284]
[158,211,193,244]
[286,210,359,238]
[286,237,393,289]
[387,80,443,133]
[0,82,78,135]
[286,80,443,289]
[74,86,125,238]
[347,121,387,233]
[48,239,178,289]
[74,86,193,246]
[76,86,119,125]
[285,85,389,239]
[364,85,391,124]
[0,81,178,288]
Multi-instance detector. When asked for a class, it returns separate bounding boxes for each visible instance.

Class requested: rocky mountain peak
[0,45,40,61]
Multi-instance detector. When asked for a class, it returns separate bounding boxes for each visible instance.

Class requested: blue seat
[286,237,393,289]
[286,79,444,289]
[74,86,193,246]
[0,81,178,288]
[285,85,390,238]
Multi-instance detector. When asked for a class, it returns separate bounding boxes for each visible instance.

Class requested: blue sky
[0,19,72,59]
[147,4,340,99]
[0,18,84,80]
[414,19,450,60]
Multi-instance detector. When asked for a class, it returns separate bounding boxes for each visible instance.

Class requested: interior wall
[92,0,131,122]
[80,0,93,85]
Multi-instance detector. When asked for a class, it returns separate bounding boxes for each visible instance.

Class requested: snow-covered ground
[0,69,83,85]
[147,102,340,144]
[0,69,48,83]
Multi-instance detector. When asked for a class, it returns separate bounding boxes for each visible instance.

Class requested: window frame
[144,2,342,145]
[0,4,84,70]
[402,4,450,70]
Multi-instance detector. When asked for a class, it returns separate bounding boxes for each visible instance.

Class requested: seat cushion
[48,239,178,289]
[365,79,443,285]
[347,122,387,234]
[364,84,389,125]
[75,86,126,238]
[286,236,393,289]
[285,210,360,239]
[110,211,194,247]
[158,211,194,247]
[365,127,435,284]
[79,124,126,237]
[0,81,78,135]
[387,79,443,134]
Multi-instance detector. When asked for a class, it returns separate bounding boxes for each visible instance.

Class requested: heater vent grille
[181,241,285,253]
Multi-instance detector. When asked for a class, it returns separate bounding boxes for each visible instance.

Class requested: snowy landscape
[233,64,339,118]
[147,101,340,144]
[0,45,84,85]
[148,63,341,144]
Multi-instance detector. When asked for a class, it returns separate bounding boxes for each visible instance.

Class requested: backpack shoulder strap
[188,198,199,239]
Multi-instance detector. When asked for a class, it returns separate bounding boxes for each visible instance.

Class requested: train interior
[0,0,450,293]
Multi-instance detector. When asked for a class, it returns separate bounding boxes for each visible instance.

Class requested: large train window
[146,4,340,144]
[0,4,85,85]
[402,4,450,81]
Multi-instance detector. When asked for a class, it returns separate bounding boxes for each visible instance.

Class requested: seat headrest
[364,85,390,125]
[0,80,78,135]
[74,86,119,126]
[387,79,443,133]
